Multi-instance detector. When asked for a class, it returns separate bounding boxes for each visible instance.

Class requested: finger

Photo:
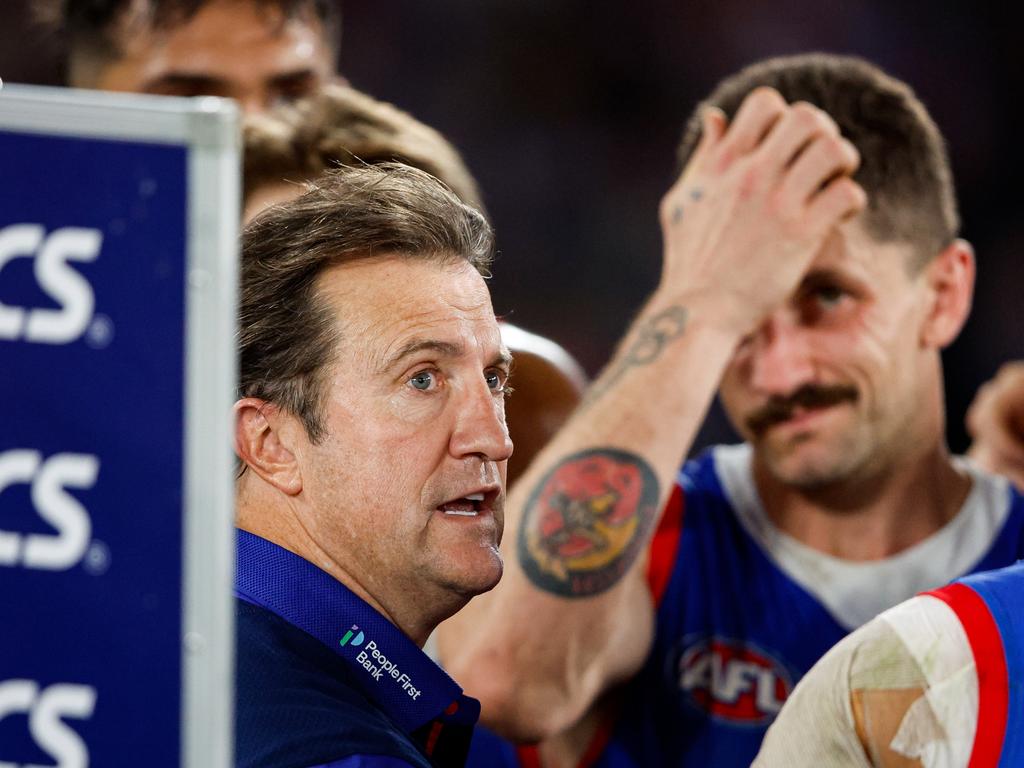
[781,136,860,211]
[693,107,727,161]
[804,176,866,236]
[753,102,840,176]
[970,404,1024,467]
[715,87,788,169]
[677,107,728,185]
[965,382,995,436]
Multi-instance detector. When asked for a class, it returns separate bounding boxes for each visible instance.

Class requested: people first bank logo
[339,625,423,700]
[673,636,792,725]
[0,224,104,345]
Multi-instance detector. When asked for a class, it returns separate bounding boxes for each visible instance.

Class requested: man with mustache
[233,163,513,767]
[438,54,1024,767]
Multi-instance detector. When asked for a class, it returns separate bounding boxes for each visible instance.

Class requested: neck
[236,478,462,646]
[753,441,971,560]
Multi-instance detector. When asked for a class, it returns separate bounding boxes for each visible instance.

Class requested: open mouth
[439,492,487,517]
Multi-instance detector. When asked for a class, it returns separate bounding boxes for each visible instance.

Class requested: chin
[769,461,849,489]
[443,547,505,599]
[760,438,862,489]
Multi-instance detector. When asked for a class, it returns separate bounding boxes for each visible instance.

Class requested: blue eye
[815,285,845,308]
[485,370,505,391]
[409,371,436,391]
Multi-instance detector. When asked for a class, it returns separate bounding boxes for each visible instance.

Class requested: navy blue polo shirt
[234,530,481,768]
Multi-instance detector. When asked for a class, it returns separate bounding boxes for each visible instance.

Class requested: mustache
[745,384,859,436]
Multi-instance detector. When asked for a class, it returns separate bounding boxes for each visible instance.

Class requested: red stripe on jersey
[515,716,615,768]
[516,744,542,768]
[577,718,615,768]
[646,484,686,606]
[925,583,1009,768]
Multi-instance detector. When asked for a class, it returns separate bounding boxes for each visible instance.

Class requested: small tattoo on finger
[672,206,684,224]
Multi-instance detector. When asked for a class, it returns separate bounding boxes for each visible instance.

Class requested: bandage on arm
[753,596,977,768]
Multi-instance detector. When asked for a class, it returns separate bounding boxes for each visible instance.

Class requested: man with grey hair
[232,162,512,768]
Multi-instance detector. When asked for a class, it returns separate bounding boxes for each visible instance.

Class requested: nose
[747,311,816,398]
[450,379,514,464]
[239,95,266,116]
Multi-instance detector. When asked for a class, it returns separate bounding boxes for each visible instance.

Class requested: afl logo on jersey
[674,636,792,724]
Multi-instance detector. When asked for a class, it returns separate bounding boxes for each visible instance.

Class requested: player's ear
[919,238,974,349]
[234,398,303,495]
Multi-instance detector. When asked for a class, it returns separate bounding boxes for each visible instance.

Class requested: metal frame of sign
[0,83,238,767]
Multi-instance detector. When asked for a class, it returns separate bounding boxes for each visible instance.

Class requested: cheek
[718,359,748,406]
[348,415,451,494]
[387,391,447,426]
[843,314,916,382]
[716,362,755,434]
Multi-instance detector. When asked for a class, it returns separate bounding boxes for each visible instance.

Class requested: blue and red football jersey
[502,445,1024,768]
[926,561,1024,767]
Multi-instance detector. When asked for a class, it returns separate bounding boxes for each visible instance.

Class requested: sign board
[0,84,238,767]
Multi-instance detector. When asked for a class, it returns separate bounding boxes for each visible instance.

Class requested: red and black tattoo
[518,448,659,597]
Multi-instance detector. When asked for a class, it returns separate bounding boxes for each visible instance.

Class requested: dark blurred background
[3,0,1022,454]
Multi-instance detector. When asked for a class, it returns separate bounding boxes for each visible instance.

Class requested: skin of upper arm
[851,688,926,768]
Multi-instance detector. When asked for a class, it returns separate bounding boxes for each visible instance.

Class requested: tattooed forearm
[581,305,689,410]
[518,448,660,598]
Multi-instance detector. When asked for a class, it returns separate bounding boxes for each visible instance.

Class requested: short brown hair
[238,162,494,441]
[677,53,958,266]
[243,83,485,213]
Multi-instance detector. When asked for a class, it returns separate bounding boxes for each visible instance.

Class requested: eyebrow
[143,73,229,93]
[268,69,319,87]
[142,68,319,93]
[380,339,513,373]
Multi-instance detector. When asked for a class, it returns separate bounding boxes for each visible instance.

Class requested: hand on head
[658,87,866,337]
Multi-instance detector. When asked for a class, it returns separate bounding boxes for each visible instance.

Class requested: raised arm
[438,88,866,741]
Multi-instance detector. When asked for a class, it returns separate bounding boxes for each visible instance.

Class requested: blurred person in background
[438,54,1024,768]
[36,0,339,113]
[240,84,485,221]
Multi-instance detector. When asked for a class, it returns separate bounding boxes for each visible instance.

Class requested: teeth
[466,493,485,501]
[444,509,478,517]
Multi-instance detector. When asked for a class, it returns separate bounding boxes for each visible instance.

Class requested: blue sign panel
[0,129,189,765]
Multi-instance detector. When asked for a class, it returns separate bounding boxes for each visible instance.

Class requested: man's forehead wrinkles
[377,339,466,374]
[373,316,503,374]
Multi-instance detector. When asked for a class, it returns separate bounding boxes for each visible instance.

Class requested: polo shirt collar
[234,529,480,740]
